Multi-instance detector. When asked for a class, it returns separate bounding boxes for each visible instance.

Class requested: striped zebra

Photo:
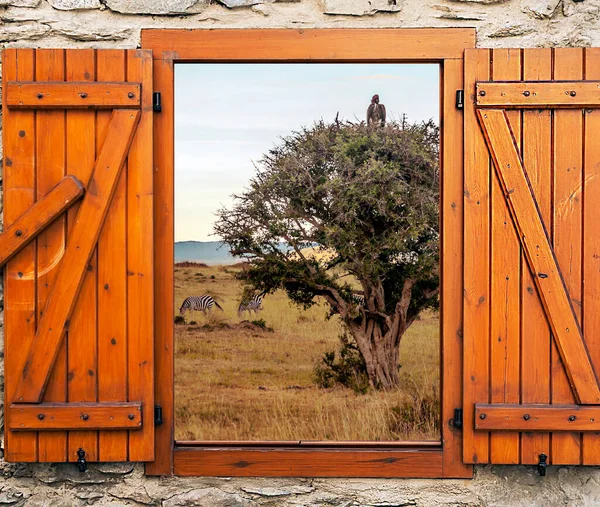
[351,293,365,307]
[238,292,266,318]
[179,295,224,317]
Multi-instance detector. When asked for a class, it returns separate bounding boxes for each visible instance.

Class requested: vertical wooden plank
[65,49,98,462]
[582,48,600,465]
[552,48,583,465]
[3,48,38,462]
[520,48,552,465]
[463,48,491,465]
[36,49,67,463]
[489,48,521,464]
[97,50,129,462]
[441,59,472,477]
[127,50,155,462]
[145,56,174,475]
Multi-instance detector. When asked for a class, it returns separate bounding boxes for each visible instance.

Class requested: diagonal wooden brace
[13,109,140,404]
[0,175,84,268]
[477,108,600,404]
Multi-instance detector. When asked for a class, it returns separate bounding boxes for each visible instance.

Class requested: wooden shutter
[464,48,600,465]
[2,49,154,463]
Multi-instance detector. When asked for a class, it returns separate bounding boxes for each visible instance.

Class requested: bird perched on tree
[367,94,386,127]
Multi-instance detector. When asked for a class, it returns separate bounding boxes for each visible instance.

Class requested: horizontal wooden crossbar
[476,81,600,108]
[475,404,600,431]
[9,402,142,431]
[6,82,141,109]
[0,175,84,268]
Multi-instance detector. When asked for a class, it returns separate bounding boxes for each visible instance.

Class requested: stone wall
[2,1,600,505]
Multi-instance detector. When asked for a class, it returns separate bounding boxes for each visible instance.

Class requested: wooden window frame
[141,28,475,478]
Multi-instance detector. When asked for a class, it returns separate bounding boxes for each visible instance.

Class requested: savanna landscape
[174,260,440,442]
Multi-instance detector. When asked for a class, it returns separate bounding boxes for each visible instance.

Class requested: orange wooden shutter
[2,49,154,463]
[463,48,600,466]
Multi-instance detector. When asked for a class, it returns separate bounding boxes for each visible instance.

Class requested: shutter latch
[455,90,464,110]
[77,448,87,473]
[154,404,163,426]
[537,453,548,476]
[452,408,463,429]
[153,92,162,113]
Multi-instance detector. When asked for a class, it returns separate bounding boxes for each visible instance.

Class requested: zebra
[179,295,224,318]
[351,293,365,307]
[238,292,266,318]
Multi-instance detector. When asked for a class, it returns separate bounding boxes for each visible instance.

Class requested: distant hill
[175,241,298,265]
[175,241,238,265]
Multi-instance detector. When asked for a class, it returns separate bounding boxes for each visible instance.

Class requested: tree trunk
[349,317,404,389]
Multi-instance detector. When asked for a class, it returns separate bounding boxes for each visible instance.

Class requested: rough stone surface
[2,0,600,505]
[0,0,40,7]
[323,0,402,16]
[47,0,101,10]
[103,0,208,15]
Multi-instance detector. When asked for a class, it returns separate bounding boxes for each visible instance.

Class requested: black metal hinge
[153,92,162,113]
[455,90,464,110]
[154,404,163,426]
[451,408,463,429]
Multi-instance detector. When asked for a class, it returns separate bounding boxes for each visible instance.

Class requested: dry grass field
[174,263,440,442]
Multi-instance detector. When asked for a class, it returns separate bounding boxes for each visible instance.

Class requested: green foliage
[214,119,439,320]
[313,333,370,394]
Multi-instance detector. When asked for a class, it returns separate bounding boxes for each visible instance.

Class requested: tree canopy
[215,119,439,388]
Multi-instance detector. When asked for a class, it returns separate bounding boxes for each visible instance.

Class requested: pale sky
[175,63,439,242]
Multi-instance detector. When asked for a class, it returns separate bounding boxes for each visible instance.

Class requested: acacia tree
[214,119,439,389]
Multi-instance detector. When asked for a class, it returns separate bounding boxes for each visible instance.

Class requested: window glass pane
[175,63,440,441]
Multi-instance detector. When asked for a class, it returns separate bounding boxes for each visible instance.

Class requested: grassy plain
[174,264,440,442]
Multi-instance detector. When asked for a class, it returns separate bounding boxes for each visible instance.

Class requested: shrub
[174,315,185,325]
[313,333,370,394]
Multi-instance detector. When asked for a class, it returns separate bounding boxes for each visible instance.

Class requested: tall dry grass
[175,264,440,441]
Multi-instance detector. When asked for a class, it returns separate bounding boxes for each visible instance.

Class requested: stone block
[323,0,401,16]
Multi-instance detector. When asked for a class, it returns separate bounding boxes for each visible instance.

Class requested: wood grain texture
[6,82,140,109]
[97,50,129,462]
[36,48,68,463]
[9,403,142,431]
[142,28,475,61]
[65,49,99,463]
[3,48,38,462]
[582,48,600,464]
[489,49,521,465]
[440,58,472,478]
[463,48,491,465]
[14,109,140,404]
[145,56,174,476]
[0,176,84,268]
[477,108,600,405]
[520,48,552,465]
[126,50,155,462]
[476,81,600,108]
[174,448,443,478]
[552,48,585,464]
[146,31,475,476]
[475,404,600,432]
